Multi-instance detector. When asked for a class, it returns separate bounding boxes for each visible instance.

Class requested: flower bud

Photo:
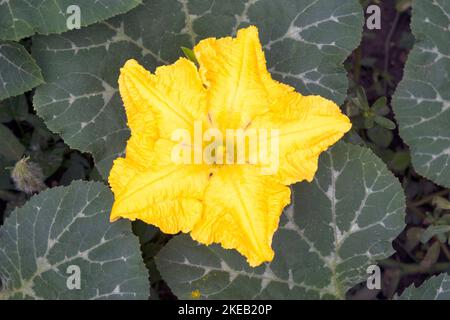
[11,157,46,194]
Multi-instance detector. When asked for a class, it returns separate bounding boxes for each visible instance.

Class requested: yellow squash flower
[108,26,351,267]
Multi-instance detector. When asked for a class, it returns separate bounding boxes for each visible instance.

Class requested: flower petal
[253,93,352,185]
[119,58,208,139]
[109,163,211,234]
[191,165,291,267]
[194,26,293,130]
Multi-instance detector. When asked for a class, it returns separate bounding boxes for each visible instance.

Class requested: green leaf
[399,274,450,300]
[392,0,450,188]
[155,142,406,299]
[0,123,24,161]
[0,41,44,100]
[364,116,374,129]
[371,97,389,116]
[0,180,149,299]
[181,46,198,65]
[421,225,450,244]
[432,196,450,210]
[367,126,393,148]
[405,227,425,252]
[420,241,440,269]
[389,150,411,172]
[356,86,370,111]
[0,0,142,41]
[374,116,396,130]
[33,0,364,178]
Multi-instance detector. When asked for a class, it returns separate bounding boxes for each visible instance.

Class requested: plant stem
[383,11,400,95]
[353,46,362,82]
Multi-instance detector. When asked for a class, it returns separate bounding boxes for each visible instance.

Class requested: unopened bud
[432,196,450,210]
[11,157,46,194]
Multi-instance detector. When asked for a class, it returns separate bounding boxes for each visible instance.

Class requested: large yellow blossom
[108,26,351,267]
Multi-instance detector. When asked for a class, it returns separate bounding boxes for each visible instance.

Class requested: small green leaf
[0,41,44,100]
[405,227,425,252]
[371,97,389,116]
[421,225,450,244]
[0,180,149,299]
[364,116,375,129]
[389,150,411,172]
[367,126,393,148]
[156,142,406,299]
[438,214,450,225]
[420,241,440,269]
[432,196,450,210]
[181,47,198,65]
[374,116,396,130]
[356,86,370,111]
